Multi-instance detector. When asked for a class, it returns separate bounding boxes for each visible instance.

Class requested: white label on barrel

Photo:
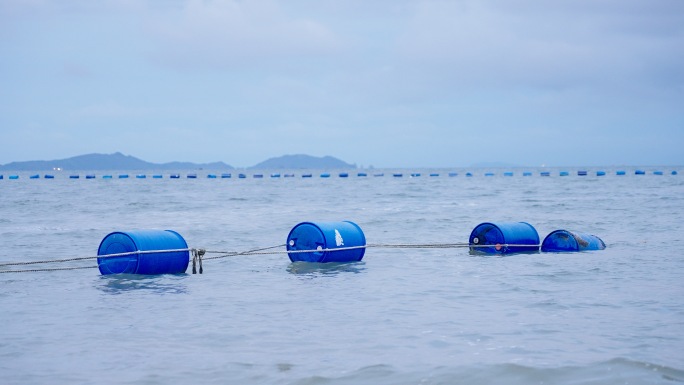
[335,229,344,246]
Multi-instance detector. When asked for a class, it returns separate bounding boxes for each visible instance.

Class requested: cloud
[393,0,684,91]
[147,0,340,71]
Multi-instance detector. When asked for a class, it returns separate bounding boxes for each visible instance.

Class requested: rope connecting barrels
[0,243,540,274]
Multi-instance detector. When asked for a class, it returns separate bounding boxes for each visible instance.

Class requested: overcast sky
[1,0,682,167]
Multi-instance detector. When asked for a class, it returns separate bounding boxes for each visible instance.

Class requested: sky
[1,0,682,168]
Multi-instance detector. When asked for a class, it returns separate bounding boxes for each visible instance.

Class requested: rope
[0,266,98,274]
[0,248,193,267]
[0,243,540,274]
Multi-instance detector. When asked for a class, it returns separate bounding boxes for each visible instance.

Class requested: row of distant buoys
[1,169,678,180]
[96,221,604,275]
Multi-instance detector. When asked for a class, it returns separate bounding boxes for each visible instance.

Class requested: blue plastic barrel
[287,221,366,263]
[541,230,606,252]
[597,171,606,176]
[97,230,190,275]
[616,170,626,176]
[469,222,540,254]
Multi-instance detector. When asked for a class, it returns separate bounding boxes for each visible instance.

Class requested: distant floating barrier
[2,169,679,182]
[469,222,540,254]
[97,230,190,275]
[287,221,366,263]
[541,230,606,252]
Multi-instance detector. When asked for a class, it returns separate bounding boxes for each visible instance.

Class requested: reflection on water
[287,261,366,276]
[96,273,189,294]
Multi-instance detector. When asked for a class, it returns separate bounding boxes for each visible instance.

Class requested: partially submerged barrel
[541,230,606,252]
[287,221,366,263]
[97,230,190,275]
[469,222,540,254]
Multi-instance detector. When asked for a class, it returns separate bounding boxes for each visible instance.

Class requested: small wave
[287,359,684,385]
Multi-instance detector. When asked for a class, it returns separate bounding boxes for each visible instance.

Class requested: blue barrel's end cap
[97,231,139,275]
[287,222,327,262]
[541,230,606,252]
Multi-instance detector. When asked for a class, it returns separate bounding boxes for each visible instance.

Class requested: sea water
[1,168,683,385]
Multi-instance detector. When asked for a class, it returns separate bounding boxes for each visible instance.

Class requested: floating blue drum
[97,230,190,275]
[541,230,606,252]
[287,221,366,263]
[469,222,540,254]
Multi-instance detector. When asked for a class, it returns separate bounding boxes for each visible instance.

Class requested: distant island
[249,154,355,169]
[0,152,356,171]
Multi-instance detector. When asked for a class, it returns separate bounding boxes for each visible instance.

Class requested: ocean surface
[1,167,683,385]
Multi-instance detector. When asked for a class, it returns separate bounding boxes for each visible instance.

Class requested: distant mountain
[250,154,356,169]
[0,152,233,171]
